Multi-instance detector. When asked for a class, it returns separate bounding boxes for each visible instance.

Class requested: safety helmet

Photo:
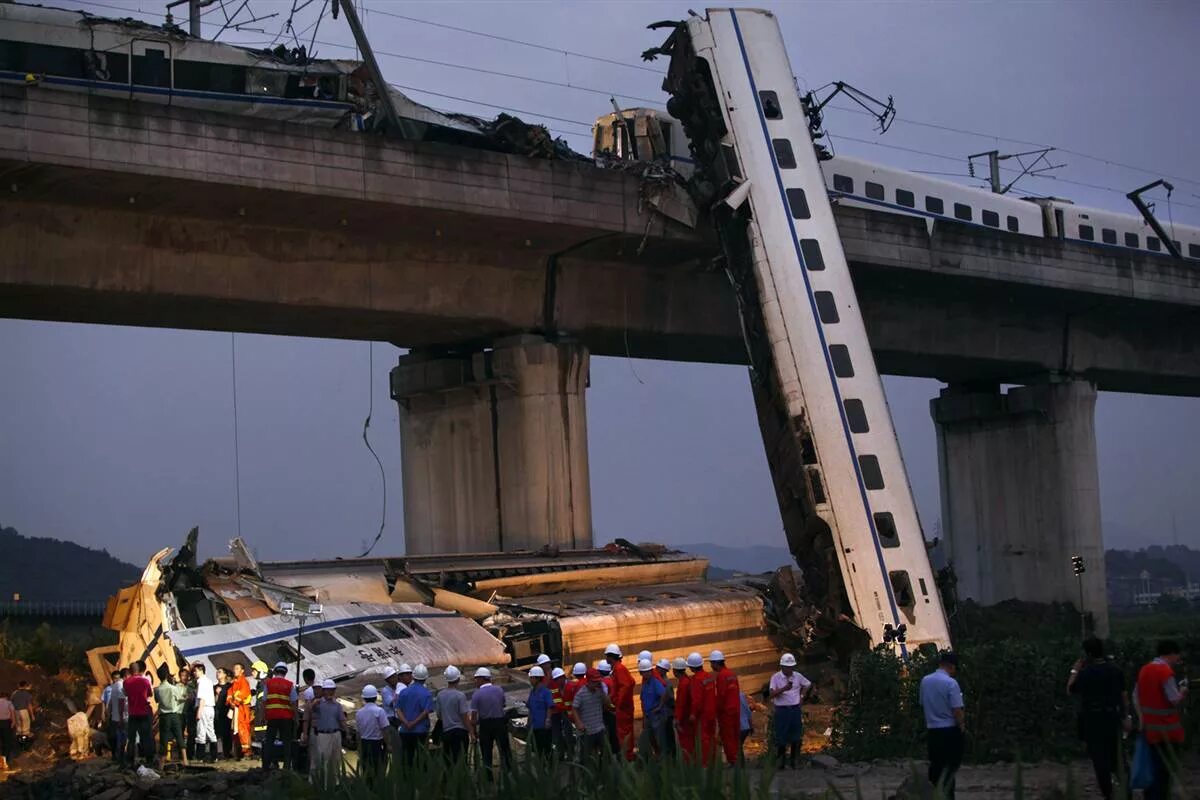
[603,643,622,657]
[709,650,725,662]
[444,665,462,682]
[413,664,429,681]
[597,660,612,674]
[672,657,687,671]
[551,667,565,680]
[251,660,269,675]
[474,667,492,679]
[686,652,703,669]
[321,679,336,690]
[638,658,653,672]
[529,666,545,678]
[273,661,289,673]
[362,684,378,700]
[657,658,671,671]
[398,663,413,674]
[779,653,797,667]
[535,654,552,666]
[572,662,587,676]
[585,667,602,681]
[638,650,652,663]
[382,666,397,680]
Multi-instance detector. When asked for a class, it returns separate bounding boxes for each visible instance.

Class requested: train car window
[1190,244,1200,259]
[772,139,797,169]
[132,48,170,88]
[208,652,250,675]
[896,189,915,208]
[858,456,885,490]
[814,291,840,324]
[800,239,825,270]
[829,345,854,378]
[1126,232,1140,248]
[371,620,414,640]
[14,42,87,79]
[405,620,431,638]
[246,68,288,97]
[843,399,869,433]
[1079,225,1095,241]
[758,90,783,119]
[1148,236,1161,252]
[954,203,972,222]
[300,630,345,655]
[808,469,827,505]
[832,174,854,193]
[982,210,1000,228]
[874,512,900,548]
[925,196,944,214]
[1007,215,1020,233]
[866,182,885,201]
[175,60,245,93]
[336,624,380,645]
[1102,229,1117,245]
[252,641,299,666]
[786,188,810,219]
[890,571,916,608]
[1174,240,1182,253]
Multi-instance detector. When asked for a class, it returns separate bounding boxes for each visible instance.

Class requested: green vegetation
[0,619,114,675]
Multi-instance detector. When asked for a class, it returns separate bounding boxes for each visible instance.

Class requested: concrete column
[391,336,592,555]
[931,380,1108,635]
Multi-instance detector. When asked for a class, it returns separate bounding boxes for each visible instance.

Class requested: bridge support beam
[390,335,592,555]
[931,379,1108,635]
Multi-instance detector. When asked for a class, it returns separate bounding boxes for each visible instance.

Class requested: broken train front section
[648,9,949,651]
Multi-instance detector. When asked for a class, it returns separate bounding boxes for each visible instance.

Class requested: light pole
[280,602,323,684]
[1071,555,1087,639]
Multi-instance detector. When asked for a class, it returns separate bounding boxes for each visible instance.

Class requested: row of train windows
[203,619,431,674]
[829,173,1021,233]
[1078,224,1200,257]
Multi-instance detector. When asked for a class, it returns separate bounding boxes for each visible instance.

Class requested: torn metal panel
[262,566,394,605]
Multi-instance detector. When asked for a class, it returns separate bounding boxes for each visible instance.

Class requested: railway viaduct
[3,84,1199,631]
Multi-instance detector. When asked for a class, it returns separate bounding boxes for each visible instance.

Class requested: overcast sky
[1,0,1197,567]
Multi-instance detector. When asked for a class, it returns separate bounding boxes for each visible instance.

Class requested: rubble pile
[0,761,288,800]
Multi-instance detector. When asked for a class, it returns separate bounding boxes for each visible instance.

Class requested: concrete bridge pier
[390,335,592,555]
[931,379,1108,635]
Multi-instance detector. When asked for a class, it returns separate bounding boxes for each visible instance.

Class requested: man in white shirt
[768,653,812,769]
[355,685,388,780]
[192,663,218,763]
[106,669,128,762]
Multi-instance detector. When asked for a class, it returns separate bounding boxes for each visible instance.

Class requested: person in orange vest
[562,661,587,754]
[261,662,298,770]
[228,663,254,760]
[604,643,637,760]
[687,651,718,766]
[673,657,695,762]
[547,666,571,758]
[710,650,741,766]
[1135,640,1188,800]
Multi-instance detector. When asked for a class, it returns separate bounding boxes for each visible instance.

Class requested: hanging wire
[230,332,243,538]
[358,340,388,558]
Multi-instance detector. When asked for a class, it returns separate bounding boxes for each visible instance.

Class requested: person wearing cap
[261,662,298,771]
[548,665,571,758]
[570,667,614,761]
[525,666,554,759]
[688,652,718,766]
[436,666,473,763]
[307,679,346,788]
[561,661,587,743]
[637,658,670,760]
[655,659,677,756]
[379,666,403,760]
[920,652,965,800]
[294,668,317,772]
[709,650,741,766]
[396,664,434,766]
[470,667,512,772]
[672,657,696,762]
[356,685,388,780]
[604,644,637,761]
[770,652,811,769]
[596,660,619,754]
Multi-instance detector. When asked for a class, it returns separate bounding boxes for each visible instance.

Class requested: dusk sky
[1,0,1197,567]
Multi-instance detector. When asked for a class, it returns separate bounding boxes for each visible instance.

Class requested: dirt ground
[0,659,92,776]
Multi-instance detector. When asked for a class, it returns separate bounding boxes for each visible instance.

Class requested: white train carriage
[823,155,1044,238]
[655,8,951,650]
[1038,199,1200,261]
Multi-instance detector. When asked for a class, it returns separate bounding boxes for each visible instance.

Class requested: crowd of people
[0,681,38,771]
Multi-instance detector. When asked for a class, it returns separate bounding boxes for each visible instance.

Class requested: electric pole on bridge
[969,147,1063,194]
[1072,555,1087,639]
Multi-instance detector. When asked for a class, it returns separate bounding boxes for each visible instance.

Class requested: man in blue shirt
[638,658,671,760]
[525,666,553,759]
[919,652,965,800]
[395,664,434,767]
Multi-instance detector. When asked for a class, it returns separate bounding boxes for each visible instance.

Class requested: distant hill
[674,542,793,575]
[0,525,140,602]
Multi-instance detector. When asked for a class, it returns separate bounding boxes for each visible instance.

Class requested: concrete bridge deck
[2,83,1198,394]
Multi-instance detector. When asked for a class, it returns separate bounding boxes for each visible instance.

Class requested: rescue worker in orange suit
[1136,640,1189,800]
[710,650,741,766]
[228,663,254,759]
[604,643,637,760]
[548,666,571,758]
[687,651,718,766]
[672,656,695,762]
[261,662,298,770]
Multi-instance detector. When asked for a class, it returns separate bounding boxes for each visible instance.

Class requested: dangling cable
[358,340,387,557]
[230,332,243,538]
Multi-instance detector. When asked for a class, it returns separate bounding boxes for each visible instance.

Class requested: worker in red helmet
[687,651,718,766]
[604,644,637,760]
[672,657,695,763]
[709,650,741,765]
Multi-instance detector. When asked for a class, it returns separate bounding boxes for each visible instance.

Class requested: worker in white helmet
[526,666,554,758]
[687,652,717,766]
[654,658,677,756]
[604,643,636,760]
[548,666,573,759]
[561,660,588,751]
[673,656,695,762]
[396,664,434,766]
[435,666,472,763]
[638,650,654,665]
[769,653,811,769]
[709,650,742,765]
[470,667,511,771]
[595,660,618,753]
[307,679,345,788]
[638,657,672,760]
[379,666,403,758]
[355,685,388,780]
[535,653,554,670]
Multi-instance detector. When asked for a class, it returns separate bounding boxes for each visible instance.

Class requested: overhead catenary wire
[230,332,243,539]
[358,340,388,558]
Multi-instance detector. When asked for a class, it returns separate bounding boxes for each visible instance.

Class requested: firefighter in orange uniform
[228,663,254,759]
[1136,640,1188,800]
[710,650,741,765]
[548,665,571,757]
[673,656,695,762]
[687,651,718,766]
[604,644,637,760]
[261,662,298,770]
